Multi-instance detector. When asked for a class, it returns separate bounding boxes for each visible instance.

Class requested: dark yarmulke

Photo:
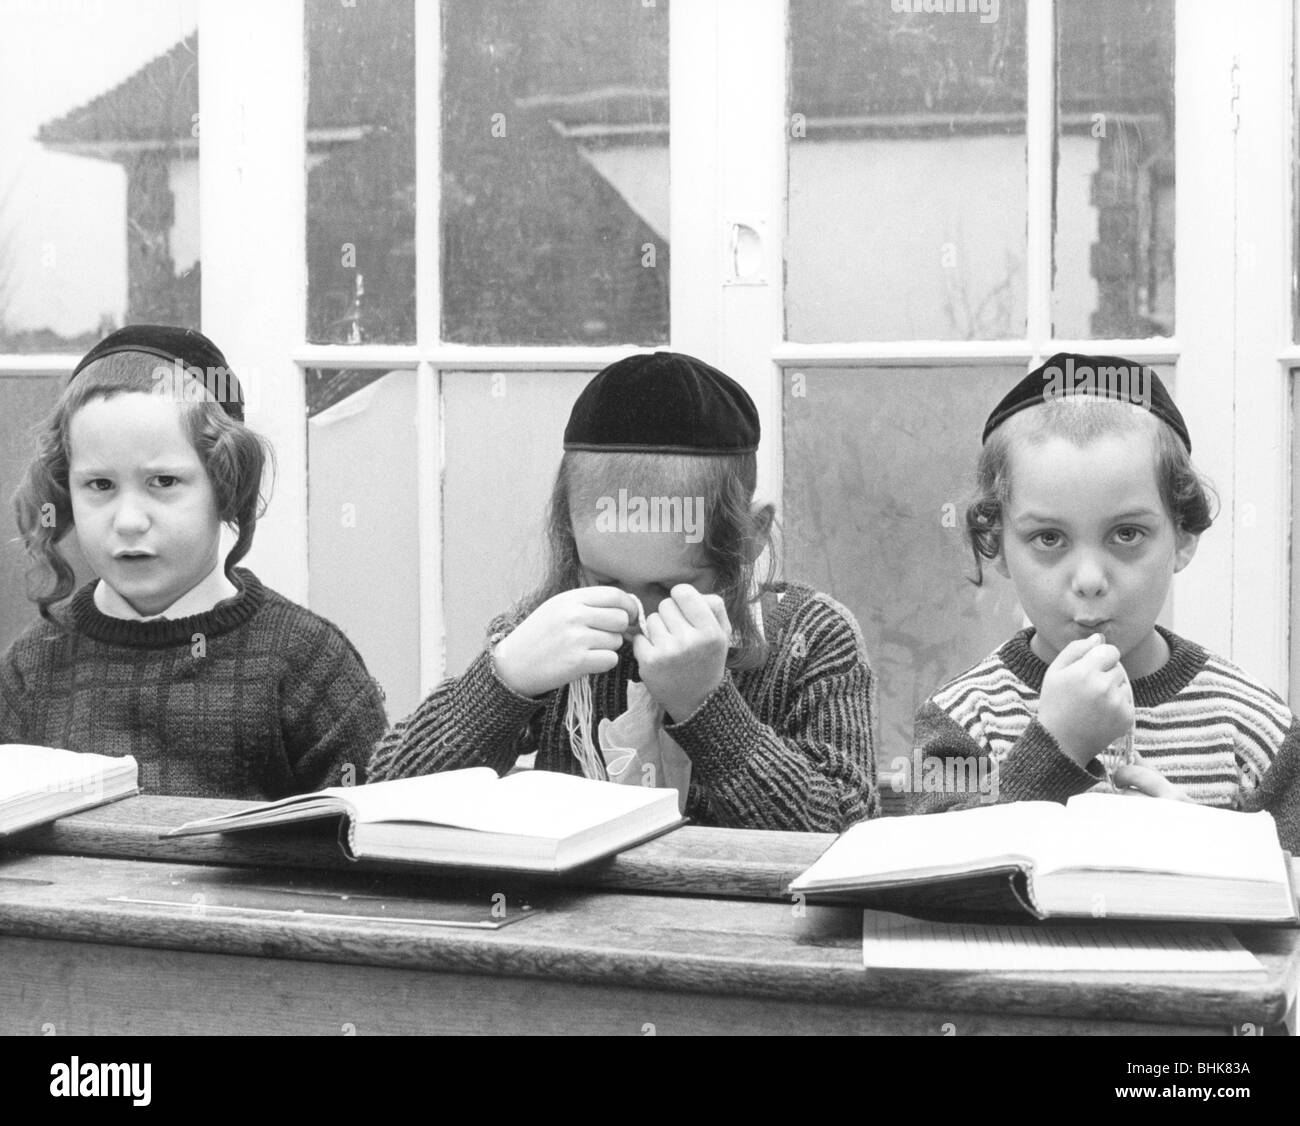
[564,351,759,455]
[70,324,245,422]
[982,352,1191,453]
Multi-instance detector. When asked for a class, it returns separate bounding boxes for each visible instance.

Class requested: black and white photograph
[0,0,1295,1092]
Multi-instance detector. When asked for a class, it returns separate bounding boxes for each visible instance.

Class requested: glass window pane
[442,370,591,673]
[1053,0,1174,338]
[306,368,421,719]
[782,366,1025,777]
[787,1,1027,342]
[0,1,200,352]
[441,0,669,345]
[305,0,416,344]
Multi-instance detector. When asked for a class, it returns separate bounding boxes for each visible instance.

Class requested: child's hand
[1038,634,1135,768]
[633,585,731,722]
[493,587,641,698]
[1111,763,1194,802]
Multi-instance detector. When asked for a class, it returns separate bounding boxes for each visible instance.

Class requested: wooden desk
[14,794,830,900]
[2,801,1298,1035]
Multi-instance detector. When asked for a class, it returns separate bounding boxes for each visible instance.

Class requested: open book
[789,793,1299,924]
[165,768,685,873]
[0,744,139,836]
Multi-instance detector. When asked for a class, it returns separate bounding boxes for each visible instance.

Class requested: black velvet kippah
[70,324,245,423]
[982,352,1190,453]
[564,351,759,455]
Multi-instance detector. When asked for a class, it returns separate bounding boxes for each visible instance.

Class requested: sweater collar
[1000,624,1209,707]
[69,568,265,648]
[93,561,239,622]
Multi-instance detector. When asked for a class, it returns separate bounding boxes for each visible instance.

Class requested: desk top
[1,849,1297,1029]
[11,794,829,901]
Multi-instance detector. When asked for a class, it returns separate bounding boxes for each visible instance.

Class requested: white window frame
[4,0,1291,700]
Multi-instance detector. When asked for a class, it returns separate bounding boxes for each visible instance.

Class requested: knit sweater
[0,569,387,800]
[909,626,1300,851]
[369,582,878,832]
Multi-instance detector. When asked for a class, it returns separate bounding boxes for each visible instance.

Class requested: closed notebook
[0,744,140,836]
[165,768,685,873]
[789,793,1299,924]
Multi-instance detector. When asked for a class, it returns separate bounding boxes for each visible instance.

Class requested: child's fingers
[580,587,644,623]
[1112,764,1191,802]
[670,584,720,631]
[579,648,621,676]
[582,626,626,651]
[1089,643,1123,671]
[655,596,689,635]
[586,606,635,634]
[702,593,732,637]
[1049,634,1104,669]
[641,611,671,647]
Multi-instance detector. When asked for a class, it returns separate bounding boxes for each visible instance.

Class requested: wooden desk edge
[8,795,833,901]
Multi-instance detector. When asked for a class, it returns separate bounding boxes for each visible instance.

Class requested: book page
[1039,793,1286,882]
[0,744,137,801]
[794,801,1062,888]
[350,768,673,838]
[861,909,1263,972]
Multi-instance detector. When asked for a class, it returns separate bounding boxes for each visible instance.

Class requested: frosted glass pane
[783,366,1025,763]
[442,371,592,674]
[307,369,420,720]
[787,1,1027,342]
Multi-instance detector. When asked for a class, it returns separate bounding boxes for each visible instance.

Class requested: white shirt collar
[93,563,239,622]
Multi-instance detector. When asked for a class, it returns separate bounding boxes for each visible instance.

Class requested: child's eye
[151,475,180,488]
[84,479,114,493]
[1113,526,1146,546]
[1031,530,1063,549]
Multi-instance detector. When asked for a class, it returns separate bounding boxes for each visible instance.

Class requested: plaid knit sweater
[909,626,1300,851]
[0,569,386,800]
[369,582,878,832]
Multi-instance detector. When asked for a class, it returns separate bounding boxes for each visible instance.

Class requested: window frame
[2,0,1291,700]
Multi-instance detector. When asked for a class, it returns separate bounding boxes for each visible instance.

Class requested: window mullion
[1025,0,1055,355]
[199,0,308,601]
[712,0,786,507]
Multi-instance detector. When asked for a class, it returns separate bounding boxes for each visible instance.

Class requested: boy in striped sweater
[910,354,1300,851]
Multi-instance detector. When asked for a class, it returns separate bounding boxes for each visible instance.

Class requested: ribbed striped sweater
[909,627,1300,852]
[369,582,879,832]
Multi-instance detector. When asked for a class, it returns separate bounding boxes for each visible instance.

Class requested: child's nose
[112,496,151,535]
[1070,552,1109,597]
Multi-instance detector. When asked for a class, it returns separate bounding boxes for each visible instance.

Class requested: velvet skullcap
[982,352,1191,453]
[70,324,245,423]
[564,351,760,455]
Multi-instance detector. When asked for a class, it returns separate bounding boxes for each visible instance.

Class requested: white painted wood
[1172,2,1255,671]
[198,0,308,602]
[714,0,785,509]
[413,4,445,690]
[1227,0,1292,693]
[1025,0,1054,355]
[669,0,722,363]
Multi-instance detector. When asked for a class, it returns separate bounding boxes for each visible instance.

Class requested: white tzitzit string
[564,674,605,780]
[564,595,647,780]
